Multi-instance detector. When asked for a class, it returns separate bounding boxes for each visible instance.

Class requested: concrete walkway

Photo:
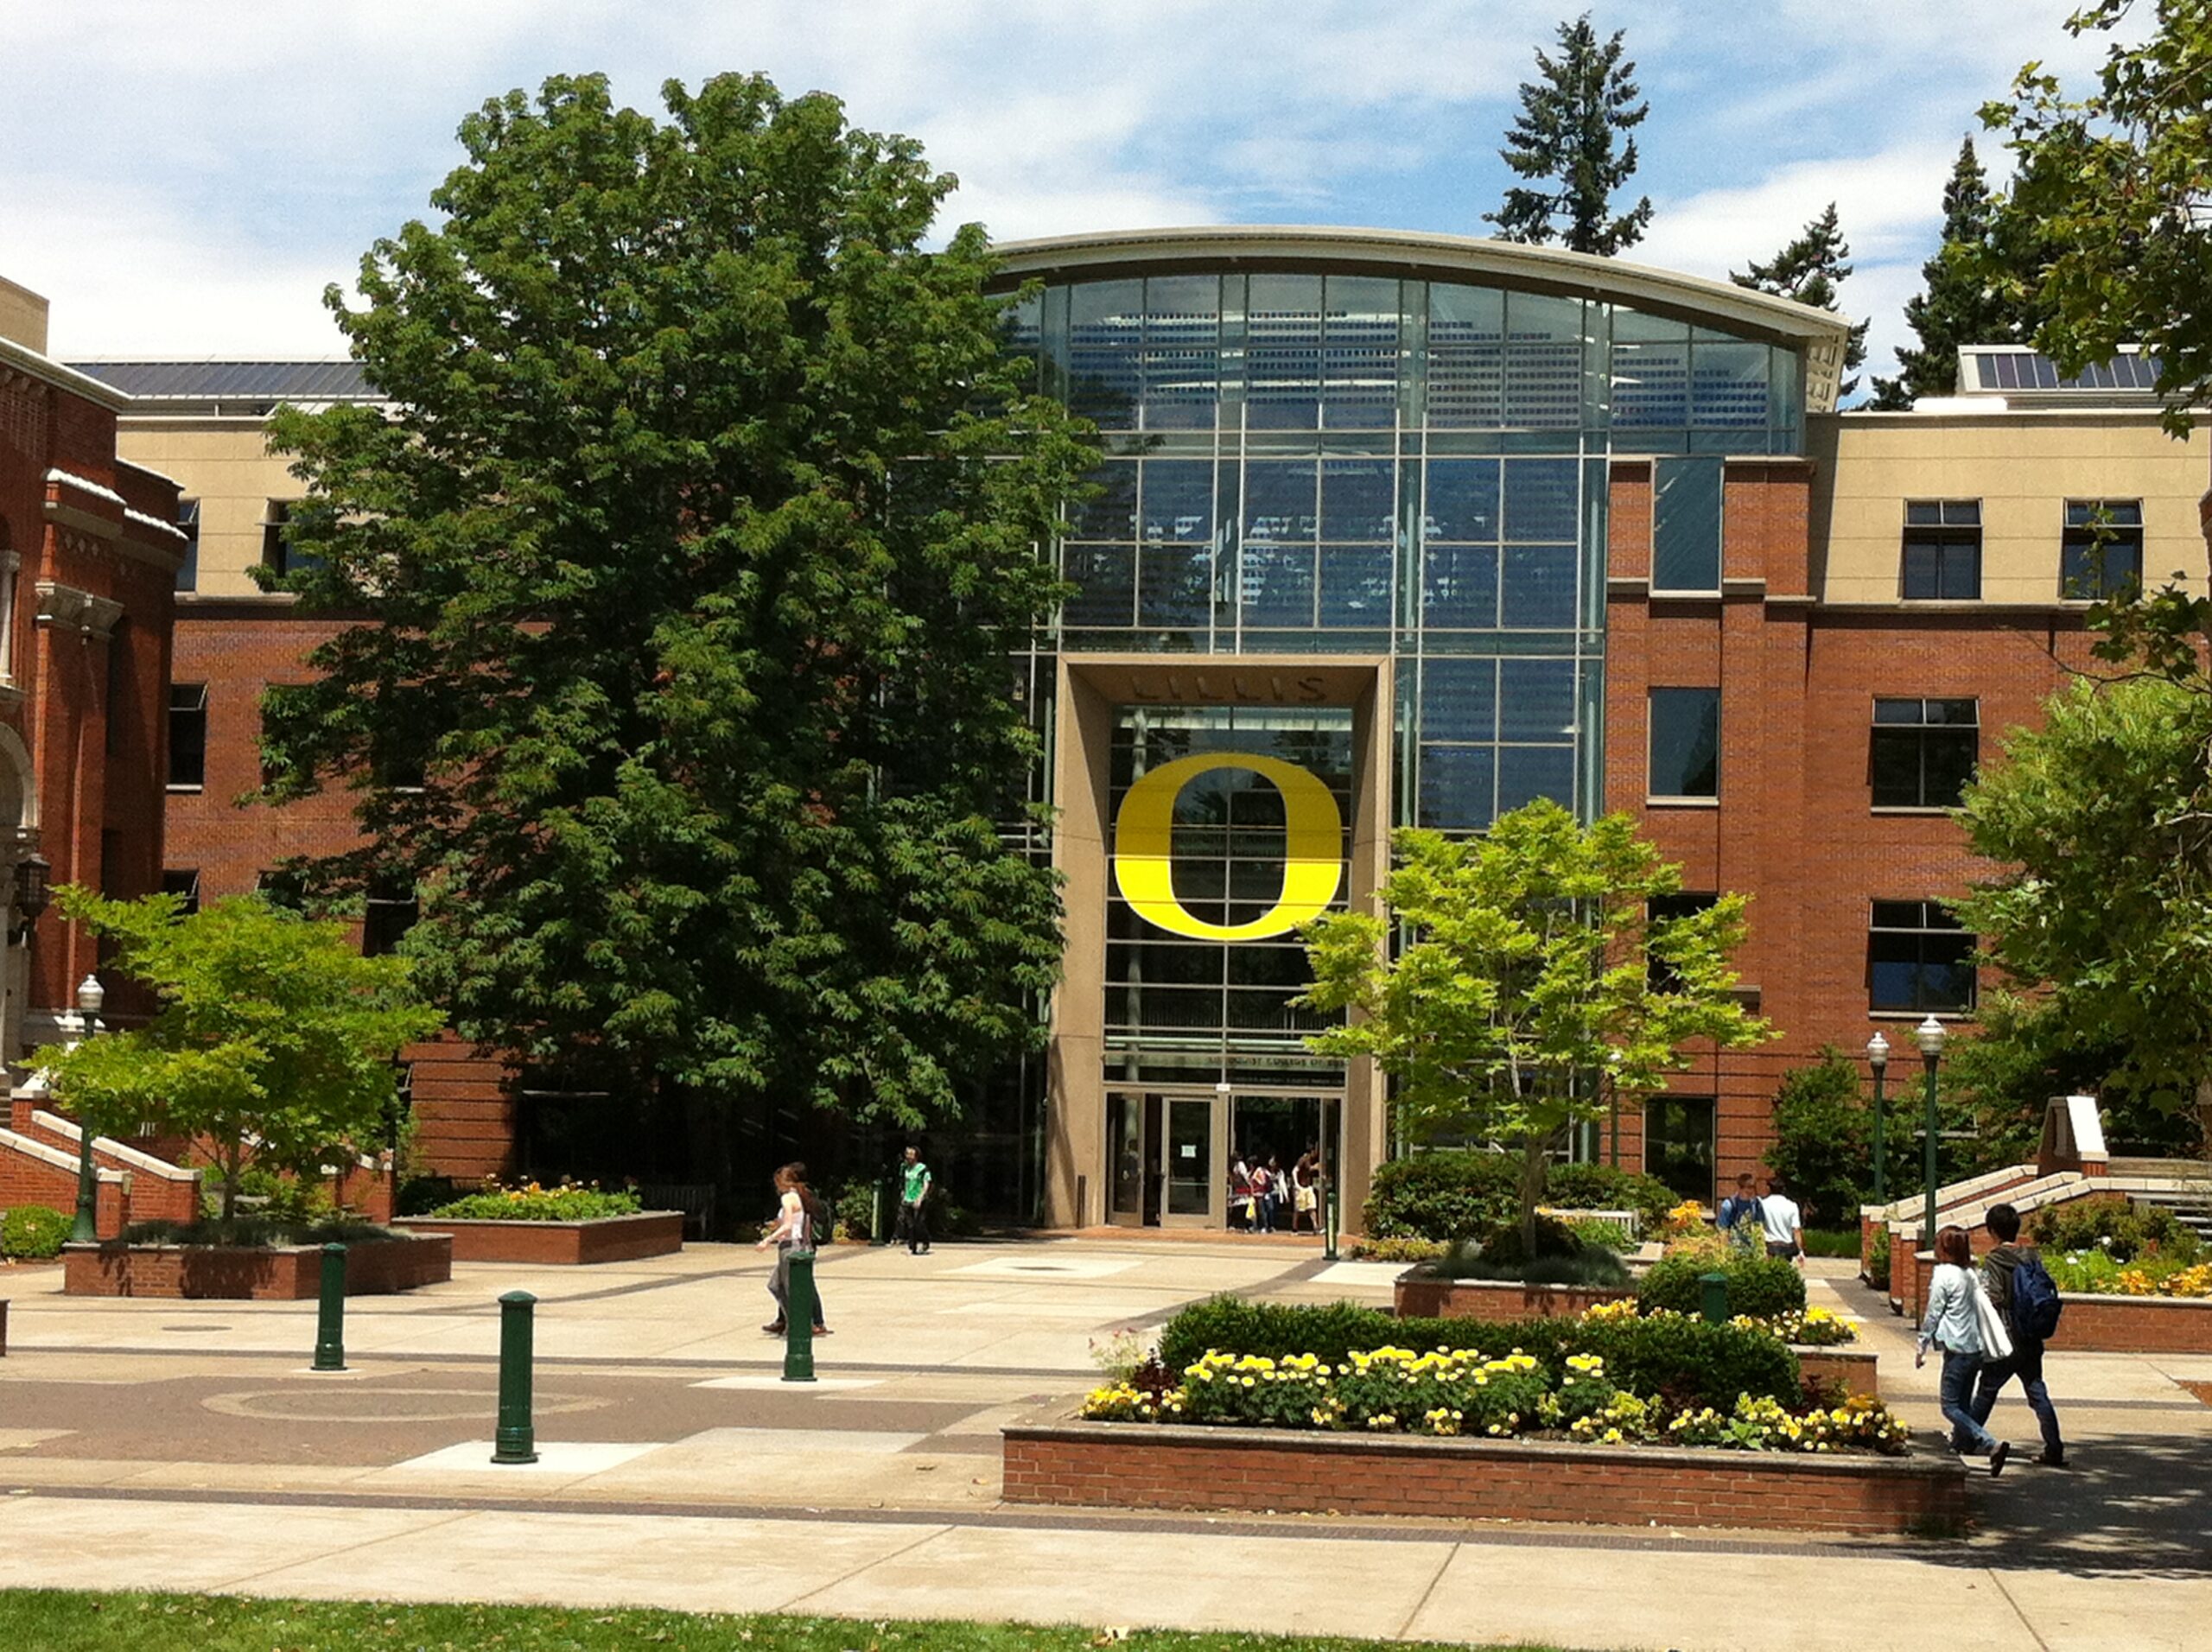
[0,1242,2207,1650]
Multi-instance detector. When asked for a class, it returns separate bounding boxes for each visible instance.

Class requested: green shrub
[396,1176,461,1217]
[1801,1227,1860,1258]
[1866,1228,1891,1291]
[2,1204,71,1258]
[1638,1251,1807,1318]
[1765,1048,1874,1228]
[2030,1198,2201,1262]
[122,1217,397,1248]
[204,1162,339,1225]
[1152,1296,1800,1410]
[1422,1216,1631,1286]
[426,1183,641,1221]
[1541,1163,1677,1233]
[1362,1150,1521,1240]
[833,1179,876,1242]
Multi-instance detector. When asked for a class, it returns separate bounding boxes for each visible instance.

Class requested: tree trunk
[219,1142,244,1223]
[1517,1133,1549,1256]
[2196,1075,2212,1165]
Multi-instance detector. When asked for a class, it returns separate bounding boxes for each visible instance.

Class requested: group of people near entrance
[1228,1147,1324,1232]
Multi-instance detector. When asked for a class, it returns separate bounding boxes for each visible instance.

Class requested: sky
[0,1,2123,397]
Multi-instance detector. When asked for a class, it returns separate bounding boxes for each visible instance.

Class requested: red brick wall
[1605,460,2105,1201]
[167,610,516,1181]
[63,1231,451,1299]
[1003,1422,1966,1535]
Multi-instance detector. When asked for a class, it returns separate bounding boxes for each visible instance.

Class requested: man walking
[1973,1202,2067,1466]
[1759,1174,1805,1268]
[898,1145,932,1255]
[1716,1173,1763,1250]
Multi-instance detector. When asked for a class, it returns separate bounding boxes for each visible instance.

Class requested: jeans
[1971,1340,2063,1458]
[768,1244,826,1330]
[1939,1348,1999,1453]
[898,1198,931,1253]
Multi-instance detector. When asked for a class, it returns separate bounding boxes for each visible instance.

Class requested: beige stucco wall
[1808,410,2210,605]
[0,275,48,354]
[107,420,299,598]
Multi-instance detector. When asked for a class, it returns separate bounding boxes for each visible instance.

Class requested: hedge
[1363,1153,1679,1242]
[1154,1295,1801,1411]
[1638,1252,1808,1319]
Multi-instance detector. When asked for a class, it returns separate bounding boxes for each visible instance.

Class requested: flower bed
[1007,1414,1960,1535]
[2044,1293,2212,1355]
[2046,1249,2212,1299]
[62,1234,451,1299]
[419,1181,643,1223]
[391,1210,683,1264]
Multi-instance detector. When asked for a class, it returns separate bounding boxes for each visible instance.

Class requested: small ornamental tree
[1298,801,1775,1253]
[31,888,443,1222]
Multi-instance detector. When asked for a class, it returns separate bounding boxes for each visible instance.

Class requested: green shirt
[902,1161,931,1204]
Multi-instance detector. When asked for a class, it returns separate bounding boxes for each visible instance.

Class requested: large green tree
[33,890,442,1221]
[1484,13,1654,255]
[1732,204,1870,398]
[257,74,1092,1204]
[1977,0,2212,435]
[1298,802,1773,1250]
[1953,677,2212,1152]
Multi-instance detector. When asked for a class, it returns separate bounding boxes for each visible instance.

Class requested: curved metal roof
[989,225,1855,414]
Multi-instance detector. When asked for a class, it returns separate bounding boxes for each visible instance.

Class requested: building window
[1648,688,1719,799]
[1647,893,1716,991]
[260,500,291,575]
[1651,456,1722,594]
[176,499,200,593]
[167,683,207,790]
[2061,500,2144,599]
[160,868,201,915]
[257,868,308,911]
[1643,1095,1715,1204]
[1901,501,1980,600]
[1871,698,1978,809]
[362,874,419,957]
[0,549,17,683]
[1869,899,1976,1013]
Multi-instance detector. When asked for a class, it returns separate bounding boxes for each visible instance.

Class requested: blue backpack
[2010,1254,2063,1343]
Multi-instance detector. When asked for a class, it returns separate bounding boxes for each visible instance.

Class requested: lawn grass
[0,1591,1576,1651]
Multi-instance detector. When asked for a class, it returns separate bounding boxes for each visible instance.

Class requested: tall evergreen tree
[1732,203,1870,398]
[1867,138,2051,408]
[1485,13,1654,256]
[256,73,1094,1210]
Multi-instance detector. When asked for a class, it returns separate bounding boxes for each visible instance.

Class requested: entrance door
[1160,1094,1218,1227]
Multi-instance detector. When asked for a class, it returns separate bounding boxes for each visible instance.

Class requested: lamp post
[1916,1015,1947,1249]
[67,973,105,1244]
[1866,1032,1890,1204]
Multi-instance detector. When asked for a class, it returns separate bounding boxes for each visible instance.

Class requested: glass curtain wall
[1001,268,1802,1096]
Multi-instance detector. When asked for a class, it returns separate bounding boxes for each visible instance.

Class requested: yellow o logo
[1113,753,1344,941]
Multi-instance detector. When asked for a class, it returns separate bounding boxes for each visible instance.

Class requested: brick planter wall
[1394,1272,1637,1322]
[1003,1420,1964,1535]
[390,1210,683,1265]
[1795,1344,1878,1397]
[2044,1294,2212,1355]
[62,1236,452,1299]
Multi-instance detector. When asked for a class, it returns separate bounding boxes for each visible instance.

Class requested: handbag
[1971,1271,2014,1362]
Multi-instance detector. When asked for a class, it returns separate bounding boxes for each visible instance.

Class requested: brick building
[72,228,2212,1229]
[0,276,189,1230]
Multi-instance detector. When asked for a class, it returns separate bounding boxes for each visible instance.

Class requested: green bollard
[492,1290,540,1464]
[782,1250,817,1383]
[1699,1271,1730,1325]
[312,1242,347,1371]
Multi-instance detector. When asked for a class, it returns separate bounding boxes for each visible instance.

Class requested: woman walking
[755,1162,831,1337]
[1916,1224,2008,1475]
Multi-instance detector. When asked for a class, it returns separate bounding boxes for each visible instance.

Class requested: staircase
[0,1090,202,1238]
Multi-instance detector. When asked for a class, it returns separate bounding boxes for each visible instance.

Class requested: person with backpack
[1970,1202,2066,1467]
[1916,1223,2012,1476]
[754,1161,831,1338]
[1716,1173,1764,1250]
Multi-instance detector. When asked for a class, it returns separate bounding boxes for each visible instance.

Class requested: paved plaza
[0,1239,2208,1649]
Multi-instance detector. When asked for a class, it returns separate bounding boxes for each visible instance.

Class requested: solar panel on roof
[63,360,377,400]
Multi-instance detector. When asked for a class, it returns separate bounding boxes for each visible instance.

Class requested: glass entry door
[1160,1095,1218,1226]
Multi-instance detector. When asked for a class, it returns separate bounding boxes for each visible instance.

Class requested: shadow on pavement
[1938,1433,2212,1576]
